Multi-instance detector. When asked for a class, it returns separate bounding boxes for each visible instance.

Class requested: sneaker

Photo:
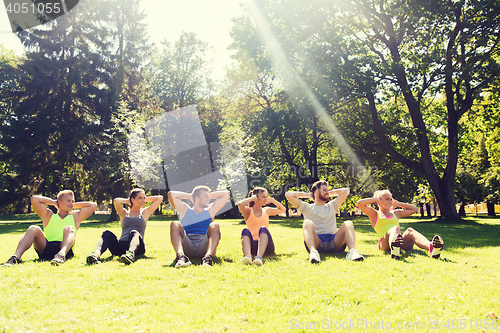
[51,253,66,266]
[309,249,321,264]
[390,234,403,259]
[345,249,364,261]
[86,253,101,265]
[201,254,213,267]
[174,253,191,268]
[430,235,444,259]
[242,255,252,265]
[252,256,263,266]
[3,255,20,267]
[119,250,134,265]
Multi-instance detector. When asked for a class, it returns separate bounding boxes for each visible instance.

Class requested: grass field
[0,214,499,332]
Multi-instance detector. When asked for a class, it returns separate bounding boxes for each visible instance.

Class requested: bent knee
[63,225,75,233]
[343,220,354,227]
[303,219,315,229]
[208,222,220,231]
[27,225,43,233]
[404,227,415,235]
[170,221,182,230]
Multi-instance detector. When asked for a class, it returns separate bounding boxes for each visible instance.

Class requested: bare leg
[57,225,76,257]
[241,235,252,257]
[334,220,356,251]
[170,221,185,255]
[303,219,320,251]
[14,225,47,259]
[206,222,220,256]
[402,228,430,251]
[380,225,402,251]
[256,232,269,258]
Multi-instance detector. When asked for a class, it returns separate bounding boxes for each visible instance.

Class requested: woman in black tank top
[86,189,163,265]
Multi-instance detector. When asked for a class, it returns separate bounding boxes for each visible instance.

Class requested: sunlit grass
[0,215,499,332]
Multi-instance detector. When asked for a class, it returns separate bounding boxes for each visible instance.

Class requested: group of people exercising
[2,180,444,267]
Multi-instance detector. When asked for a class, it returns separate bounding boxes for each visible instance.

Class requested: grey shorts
[182,233,217,259]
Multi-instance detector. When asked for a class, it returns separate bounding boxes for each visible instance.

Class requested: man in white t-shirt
[286,180,364,263]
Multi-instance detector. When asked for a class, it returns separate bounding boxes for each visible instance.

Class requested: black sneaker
[174,253,191,268]
[86,253,101,265]
[51,253,66,266]
[201,254,213,267]
[3,255,21,267]
[119,250,134,265]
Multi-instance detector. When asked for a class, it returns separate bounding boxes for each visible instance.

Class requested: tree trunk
[458,203,466,217]
[487,202,495,216]
[109,203,118,221]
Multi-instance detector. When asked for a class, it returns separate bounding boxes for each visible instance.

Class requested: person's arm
[392,200,418,219]
[264,197,286,216]
[237,195,256,220]
[141,195,164,221]
[31,195,57,222]
[208,190,230,219]
[113,198,130,221]
[285,191,311,209]
[72,201,97,228]
[356,197,379,224]
[167,191,191,219]
[329,188,350,205]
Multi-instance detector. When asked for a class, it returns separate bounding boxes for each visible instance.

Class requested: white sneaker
[309,249,321,263]
[242,256,252,265]
[252,256,263,266]
[345,249,364,261]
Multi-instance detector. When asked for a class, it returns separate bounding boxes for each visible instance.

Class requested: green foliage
[152,32,213,111]
[0,0,152,212]
[226,0,500,218]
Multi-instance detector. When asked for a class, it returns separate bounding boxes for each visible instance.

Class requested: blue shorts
[304,233,347,253]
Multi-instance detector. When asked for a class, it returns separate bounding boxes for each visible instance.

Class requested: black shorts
[36,240,74,261]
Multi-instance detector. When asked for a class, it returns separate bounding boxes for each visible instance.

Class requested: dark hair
[311,180,328,197]
[192,185,211,202]
[129,188,145,208]
[247,187,267,207]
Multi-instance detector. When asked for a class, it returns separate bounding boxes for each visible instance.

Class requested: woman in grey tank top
[86,189,163,265]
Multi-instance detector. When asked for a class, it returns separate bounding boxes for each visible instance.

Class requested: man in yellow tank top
[2,190,97,266]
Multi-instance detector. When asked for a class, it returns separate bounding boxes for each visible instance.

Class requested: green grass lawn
[0,214,499,332]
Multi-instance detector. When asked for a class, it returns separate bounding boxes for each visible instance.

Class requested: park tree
[153,32,213,111]
[0,0,152,213]
[229,0,500,219]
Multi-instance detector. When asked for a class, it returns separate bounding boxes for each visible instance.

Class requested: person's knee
[102,230,114,237]
[258,226,270,238]
[209,222,220,230]
[342,220,354,230]
[404,227,415,235]
[303,219,314,230]
[27,225,42,234]
[170,221,182,231]
[63,225,75,234]
[241,228,252,239]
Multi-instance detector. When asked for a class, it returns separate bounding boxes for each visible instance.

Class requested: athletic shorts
[36,240,74,261]
[304,233,347,253]
[241,227,275,256]
[182,232,220,259]
[378,237,385,250]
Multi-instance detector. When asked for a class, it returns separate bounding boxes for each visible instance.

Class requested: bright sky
[0,0,245,81]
